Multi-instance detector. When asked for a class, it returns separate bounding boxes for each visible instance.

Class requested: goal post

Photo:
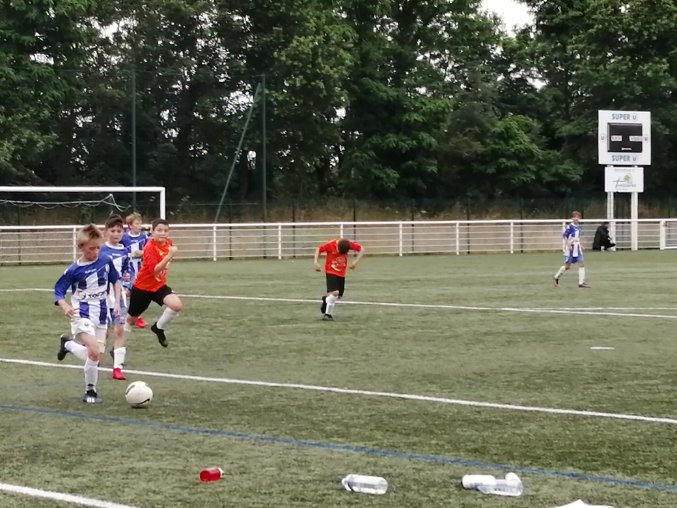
[0,186,166,219]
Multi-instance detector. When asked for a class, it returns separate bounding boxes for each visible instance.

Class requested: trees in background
[1,0,677,205]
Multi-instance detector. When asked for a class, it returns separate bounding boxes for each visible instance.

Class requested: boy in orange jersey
[125,218,183,347]
[313,238,365,321]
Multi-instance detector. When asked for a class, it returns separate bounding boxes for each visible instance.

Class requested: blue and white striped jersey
[563,222,583,258]
[54,256,120,326]
[121,231,148,281]
[100,242,130,308]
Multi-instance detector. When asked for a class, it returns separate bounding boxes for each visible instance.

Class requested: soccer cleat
[320,296,327,314]
[151,323,168,347]
[112,367,126,381]
[578,282,591,288]
[82,390,103,404]
[552,277,559,287]
[57,335,70,361]
[136,317,147,328]
[322,314,334,321]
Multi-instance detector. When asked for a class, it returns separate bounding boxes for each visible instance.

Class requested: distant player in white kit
[55,224,122,404]
[552,210,590,288]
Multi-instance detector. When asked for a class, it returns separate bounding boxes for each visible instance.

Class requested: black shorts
[326,274,345,297]
[128,285,173,317]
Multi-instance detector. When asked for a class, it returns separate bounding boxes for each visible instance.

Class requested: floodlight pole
[213,83,262,223]
[262,73,267,222]
[132,67,137,211]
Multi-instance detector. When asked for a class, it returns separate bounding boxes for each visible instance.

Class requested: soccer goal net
[0,186,166,226]
[0,186,166,264]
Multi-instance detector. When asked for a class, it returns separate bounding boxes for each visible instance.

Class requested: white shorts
[70,318,108,353]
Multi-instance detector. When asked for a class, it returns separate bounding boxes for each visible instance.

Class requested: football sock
[113,347,127,369]
[84,358,99,390]
[554,266,566,279]
[325,295,338,315]
[66,340,88,361]
[156,308,179,329]
[579,267,586,284]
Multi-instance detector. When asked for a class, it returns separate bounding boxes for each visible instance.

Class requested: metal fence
[2,219,677,265]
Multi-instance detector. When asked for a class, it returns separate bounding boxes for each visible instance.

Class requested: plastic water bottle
[461,472,522,497]
[341,474,388,495]
[462,474,497,490]
[199,467,224,482]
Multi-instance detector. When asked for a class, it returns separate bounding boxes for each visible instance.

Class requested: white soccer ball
[125,381,153,408]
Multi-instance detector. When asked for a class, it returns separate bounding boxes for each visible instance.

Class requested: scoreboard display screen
[607,123,643,153]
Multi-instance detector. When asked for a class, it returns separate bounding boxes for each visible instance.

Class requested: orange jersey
[318,239,362,277]
[133,238,173,292]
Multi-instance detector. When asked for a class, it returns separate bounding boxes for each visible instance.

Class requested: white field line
[0,482,140,508]
[3,289,677,318]
[181,294,677,320]
[2,358,677,426]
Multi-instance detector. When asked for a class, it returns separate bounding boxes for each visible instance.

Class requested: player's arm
[112,281,123,316]
[121,255,131,283]
[562,225,572,253]
[54,272,75,317]
[313,247,322,271]
[132,243,144,258]
[107,259,122,313]
[153,245,177,276]
[56,299,75,317]
[349,243,365,269]
[563,236,574,254]
[314,243,329,271]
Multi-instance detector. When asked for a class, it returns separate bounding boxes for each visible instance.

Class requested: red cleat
[112,368,126,380]
[136,317,147,328]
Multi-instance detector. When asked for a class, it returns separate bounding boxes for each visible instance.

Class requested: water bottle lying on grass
[461,472,523,496]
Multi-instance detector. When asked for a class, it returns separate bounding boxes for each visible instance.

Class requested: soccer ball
[125,381,153,408]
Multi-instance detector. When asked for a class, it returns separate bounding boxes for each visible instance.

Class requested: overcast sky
[481,0,533,32]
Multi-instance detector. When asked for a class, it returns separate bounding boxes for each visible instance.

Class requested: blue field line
[1,402,676,494]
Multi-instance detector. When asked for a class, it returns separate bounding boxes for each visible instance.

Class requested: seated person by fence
[592,221,616,251]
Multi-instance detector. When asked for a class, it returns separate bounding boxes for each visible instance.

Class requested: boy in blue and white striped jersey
[121,212,148,328]
[100,215,131,381]
[54,224,122,404]
[553,211,590,288]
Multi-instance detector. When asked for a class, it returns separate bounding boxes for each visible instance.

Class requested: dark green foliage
[2,0,677,203]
